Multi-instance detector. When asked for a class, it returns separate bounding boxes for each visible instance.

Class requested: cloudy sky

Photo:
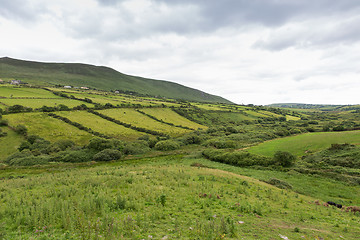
[1,0,359,105]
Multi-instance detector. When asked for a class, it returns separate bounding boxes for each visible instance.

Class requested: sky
[0,0,359,105]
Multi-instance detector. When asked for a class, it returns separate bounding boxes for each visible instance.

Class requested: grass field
[0,86,61,98]
[0,98,93,108]
[1,155,359,239]
[57,110,146,140]
[0,127,24,160]
[3,112,93,145]
[141,108,207,130]
[100,108,191,136]
[248,130,360,157]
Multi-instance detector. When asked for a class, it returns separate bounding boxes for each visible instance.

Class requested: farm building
[64,86,72,89]
[11,80,21,85]
[80,87,89,90]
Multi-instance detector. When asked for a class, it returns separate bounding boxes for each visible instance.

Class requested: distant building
[11,80,21,85]
[114,90,120,93]
[0,79,4,83]
[80,87,89,90]
[64,86,72,89]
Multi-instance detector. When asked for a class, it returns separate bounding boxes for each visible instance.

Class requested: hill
[0,57,231,104]
[268,103,360,111]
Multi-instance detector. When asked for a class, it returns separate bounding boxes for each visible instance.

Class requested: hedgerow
[202,149,274,167]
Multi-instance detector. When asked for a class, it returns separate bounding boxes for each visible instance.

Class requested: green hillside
[0,57,231,104]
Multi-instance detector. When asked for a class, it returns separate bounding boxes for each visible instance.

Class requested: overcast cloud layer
[1,0,359,105]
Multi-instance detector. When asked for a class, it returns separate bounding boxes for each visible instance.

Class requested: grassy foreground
[1,155,359,239]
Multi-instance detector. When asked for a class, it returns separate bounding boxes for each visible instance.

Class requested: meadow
[248,131,360,157]
[1,155,359,239]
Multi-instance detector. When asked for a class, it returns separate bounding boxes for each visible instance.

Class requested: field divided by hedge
[141,108,207,130]
[56,110,145,140]
[99,108,191,136]
[4,112,93,145]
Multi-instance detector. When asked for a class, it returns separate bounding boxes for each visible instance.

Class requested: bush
[123,141,150,155]
[0,119,8,126]
[52,139,75,151]
[202,149,274,167]
[93,149,122,162]
[14,124,28,136]
[87,138,114,152]
[274,151,296,167]
[154,140,180,151]
[60,150,94,163]
[9,155,51,166]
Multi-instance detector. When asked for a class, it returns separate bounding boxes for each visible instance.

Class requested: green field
[1,155,359,239]
[0,98,93,108]
[0,86,61,98]
[141,108,207,130]
[248,130,360,157]
[57,110,146,140]
[100,108,191,136]
[3,112,93,145]
[0,127,24,160]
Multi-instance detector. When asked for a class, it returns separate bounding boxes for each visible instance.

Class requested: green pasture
[0,86,61,98]
[0,98,93,108]
[3,112,93,145]
[248,130,360,157]
[1,155,359,239]
[100,108,191,136]
[286,115,301,121]
[0,127,24,160]
[141,108,207,130]
[57,110,146,140]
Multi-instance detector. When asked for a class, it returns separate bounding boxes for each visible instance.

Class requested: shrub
[60,150,94,163]
[52,139,75,151]
[5,150,32,164]
[87,138,114,152]
[274,151,296,167]
[14,124,28,136]
[202,149,274,167]
[93,149,122,162]
[123,141,150,155]
[154,140,180,151]
[9,155,51,166]
[0,119,8,126]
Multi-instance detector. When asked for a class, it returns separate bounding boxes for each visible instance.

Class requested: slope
[0,57,231,104]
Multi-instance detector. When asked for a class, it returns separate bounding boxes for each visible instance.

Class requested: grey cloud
[0,0,40,21]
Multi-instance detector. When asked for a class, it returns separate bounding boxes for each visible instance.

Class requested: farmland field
[248,130,360,157]
[0,86,61,98]
[3,112,93,145]
[0,98,93,108]
[57,110,146,140]
[99,108,191,136]
[141,108,207,130]
[0,127,24,160]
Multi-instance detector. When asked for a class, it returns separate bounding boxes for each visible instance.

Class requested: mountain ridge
[0,57,232,104]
